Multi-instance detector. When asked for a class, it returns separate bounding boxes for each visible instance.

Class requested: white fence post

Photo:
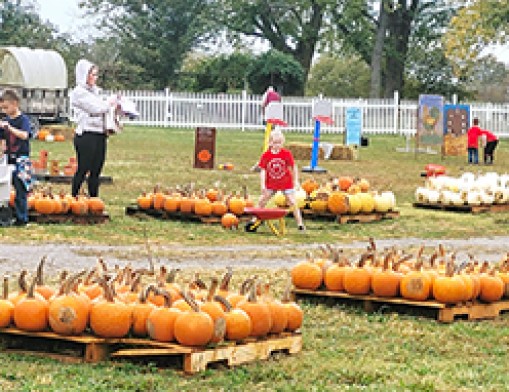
[393,90,400,135]
[241,89,247,132]
[164,88,170,128]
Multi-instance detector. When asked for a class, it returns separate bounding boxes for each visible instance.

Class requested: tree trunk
[370,0,390,98]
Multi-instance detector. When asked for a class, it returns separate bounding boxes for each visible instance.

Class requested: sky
[36,0,509,65]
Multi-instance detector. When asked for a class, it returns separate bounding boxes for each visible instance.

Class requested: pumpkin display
[174,292,215,346]
[291,258,323,290]
[14,275,49,332]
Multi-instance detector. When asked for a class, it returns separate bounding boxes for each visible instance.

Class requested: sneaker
[298,225,306,231]
[13,220,28,227]
[250,164,261,173]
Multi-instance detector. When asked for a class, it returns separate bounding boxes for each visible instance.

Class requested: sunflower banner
[194,127,216,169]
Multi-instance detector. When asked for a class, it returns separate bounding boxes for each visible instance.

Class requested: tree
[444,1,509,77]
[306,55,370,98]
[247,50,305,95]
[79,0,211,89]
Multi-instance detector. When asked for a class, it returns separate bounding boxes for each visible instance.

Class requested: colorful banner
[443,104,470,156]
[345,107,362,146]
[416,95,444,146]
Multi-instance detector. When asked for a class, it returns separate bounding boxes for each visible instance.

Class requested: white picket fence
[108,89,509,137]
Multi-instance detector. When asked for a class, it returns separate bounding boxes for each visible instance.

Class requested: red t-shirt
[467,126,482,148]
[263,91,281,109]
[481,129,498,142]
[258,148,295,190]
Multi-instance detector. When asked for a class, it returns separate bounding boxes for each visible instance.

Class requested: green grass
[1,126,508,246]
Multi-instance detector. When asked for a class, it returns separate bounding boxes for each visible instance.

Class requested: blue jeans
[11,172,28,223]
[468,148,478,164]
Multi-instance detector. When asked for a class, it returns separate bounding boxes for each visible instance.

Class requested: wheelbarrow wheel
[245,221,258,233]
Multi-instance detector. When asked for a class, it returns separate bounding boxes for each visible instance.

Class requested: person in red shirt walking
[261,86,281,121]
[481,129,498,164]
[251,130,305,231]
[467,118,482,164]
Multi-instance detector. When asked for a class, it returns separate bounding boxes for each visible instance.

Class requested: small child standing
[467,118,482,165]
[251,130,305,231]
[0,90,33,226]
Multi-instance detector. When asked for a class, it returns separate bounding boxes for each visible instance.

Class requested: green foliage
[306,55,370,98]
[247,50,305,95]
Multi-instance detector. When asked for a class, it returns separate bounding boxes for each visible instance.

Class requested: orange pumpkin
[194,196,213,216]
[301,178,319,195]
[221,213,239,229]
[35,256,55,300]
[371,255,401,297]
[214,295,251,341]
[9,270,29,306]
[343,256,372,295]
[400,264,432,301]
[338,176,354,192]
[291,259,323,290]
[327,191,349,215]
[70,197,89,215]
[261,283,288,334]
[14,275,49,332]
[0,276,14,328]
[88,197,105,215]
[228,194,245,215]
[199,278,226,343]
[281,286,304,332]
[432,263,466,304]
[137,193,152,210]
[479,269,504,303]
[163,193,180,212]
[174,292,214,346]
[237,283,272,338]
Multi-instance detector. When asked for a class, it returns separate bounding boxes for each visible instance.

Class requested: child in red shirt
[481,129,498,164]
[252,130,305,231]
[467,118,482,164]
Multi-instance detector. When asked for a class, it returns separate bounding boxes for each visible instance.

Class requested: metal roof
[0,46,67,89]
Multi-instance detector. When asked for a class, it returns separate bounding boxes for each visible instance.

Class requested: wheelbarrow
[244,207,289,237]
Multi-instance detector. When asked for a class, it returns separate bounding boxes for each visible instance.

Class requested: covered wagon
[0,46,68,130]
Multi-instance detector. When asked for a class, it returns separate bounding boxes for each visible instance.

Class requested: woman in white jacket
[70,59,117,197]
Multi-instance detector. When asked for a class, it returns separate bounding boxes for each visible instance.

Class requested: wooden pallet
[413,202,509,214]
[301,208,400,224]
[29,212,110,225]
[34,174,113,184]
[125,205,251,224]
[0,328,302,374]
[292,288,509,323]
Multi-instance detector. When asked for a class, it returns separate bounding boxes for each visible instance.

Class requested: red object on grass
[313,115,334,125]
[244,207,288,220]
[266,118,288,126]
[423,164,446,178]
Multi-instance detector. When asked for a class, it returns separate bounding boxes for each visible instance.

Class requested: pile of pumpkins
[276,177,396,215]
[0,259,303,347]
[415,172,509,206]
[9,189,105,216]
[136,185,255,229]
[291,239,508,305]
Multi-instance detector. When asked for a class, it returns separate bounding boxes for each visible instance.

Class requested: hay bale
[287,143,324,161]
[39,124,75,141]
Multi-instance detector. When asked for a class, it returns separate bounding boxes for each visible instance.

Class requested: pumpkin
[174,292,215,346]
[479,268,504,303]
[261,283,288,334]
[137,193,152,210]
[400,262,432,301]
[327,191,349,215]
[194,196,212,216]
[70,196,88,215]
[228,194,246,215]
[358,192,376,213]
[221,213,239,229]
[302,178,319,195]
[371,254,401,297]
[205,188,219,202]
[337,176,354,192]
[214,295,251,341]
[54,134,65,142]
[281,286,304,332]
[343,255,372,295]
[199,278,226,343]
[347,184,362,194]
[152,185,165,210]
[291,258,323,290]
[88,197,105,215]
[14,275,49,332]
[226,278,252,308]
[179,196,195,213]
[48,271,89,335]
[357,178,370,192]
[310,191,329,213]
[130,285,156,337]
[163,192,181,212]
[146,288,181,342]
[274,191,288,208]
[34,195,55,215]
[237,283,272,338]
[0,276,14,328]
[9,270,29,306]
[432,262,466,304]
[374,192,394,213]
[89,279,132,338]
[347,194,362,214]
[38,129,50,141]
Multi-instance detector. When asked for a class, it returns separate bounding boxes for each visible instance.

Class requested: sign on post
[194,127,216,169]
[345,107,362,146]
[443,104,470,156]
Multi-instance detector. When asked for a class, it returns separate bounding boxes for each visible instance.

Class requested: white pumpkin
[295,189,307,209]
[374,192,393,212]
[427,190,440,204]
[415,187,429,203]
[466,191,482,206]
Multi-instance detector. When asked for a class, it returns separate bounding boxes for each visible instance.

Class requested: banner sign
[345,107,362,146]
[194,127,216,169]
[417,95,444,146]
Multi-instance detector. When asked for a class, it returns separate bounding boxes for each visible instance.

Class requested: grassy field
[1,127,509,391]
[1,126,508,246]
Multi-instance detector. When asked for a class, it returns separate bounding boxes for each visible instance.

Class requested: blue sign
[443,104,470,136]
[345,107,362,146]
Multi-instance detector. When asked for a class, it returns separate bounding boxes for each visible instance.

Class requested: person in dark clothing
[0,89,33,225]
[481,129,499,164]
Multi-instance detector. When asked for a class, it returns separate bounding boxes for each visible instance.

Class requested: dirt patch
[1,237,508,276]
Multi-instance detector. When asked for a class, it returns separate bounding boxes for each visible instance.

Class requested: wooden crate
[125,205,251,224]
[301,208,399,224]
[29,212,110,225]
[34,174,113,185]
[0,328,302,374]
[292,288,509,323]
[413,202,509,214]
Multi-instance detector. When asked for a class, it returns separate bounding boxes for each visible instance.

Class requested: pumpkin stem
[63,270,87,295]
[192,273,207,290]
[247,280,258,303]
[26,274,38,299]
[213,295,232,312]
[158,265,167,287]
[97,257,108,273]
[144,283,159,304]
[3,276,8,300]
[438,244,445,257]
[35,256,47,285]
[59,270,69,285]
[97,277,114,302]
[159,289,173,308]
[219,267,233,291]
[240,276,256,295]
[368,237,377,252]
[207,278,219,302]
[166,268,180,284]
[417,245,425,260]
[181,290,200,312]
[18,270,28,293]
[130,274,141,293]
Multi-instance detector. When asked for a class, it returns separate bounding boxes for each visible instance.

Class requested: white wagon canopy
[0,46,67,90]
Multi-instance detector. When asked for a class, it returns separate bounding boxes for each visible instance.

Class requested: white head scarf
[75,59,95,87]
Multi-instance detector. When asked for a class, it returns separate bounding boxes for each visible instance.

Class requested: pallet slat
[413,202,509,214]
[301,208,399,224]
[292,288,509,323]
[0,328,301,374]
[29,212,110,225]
